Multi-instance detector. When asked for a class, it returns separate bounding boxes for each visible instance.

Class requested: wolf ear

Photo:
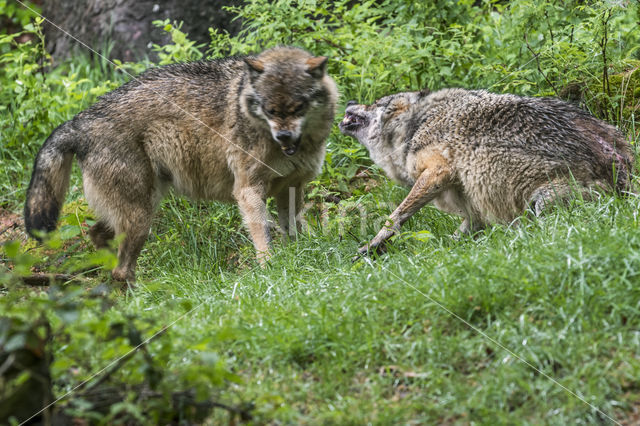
[244,57,265,79]
[305,56,327,79]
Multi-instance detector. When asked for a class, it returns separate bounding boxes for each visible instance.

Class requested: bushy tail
[24,122,76,239]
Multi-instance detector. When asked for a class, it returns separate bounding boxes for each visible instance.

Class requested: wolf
[25,46,338,281]
[339,88,634,257]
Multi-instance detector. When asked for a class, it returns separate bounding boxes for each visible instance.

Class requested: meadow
[1,0,640,423]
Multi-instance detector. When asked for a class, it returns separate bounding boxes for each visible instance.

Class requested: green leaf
[59,224,81,240]
[3,240,20,258]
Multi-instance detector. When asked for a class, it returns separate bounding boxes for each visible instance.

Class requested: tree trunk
[42,0,242,63]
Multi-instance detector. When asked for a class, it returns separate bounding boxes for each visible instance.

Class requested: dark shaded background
[41,0,242,62]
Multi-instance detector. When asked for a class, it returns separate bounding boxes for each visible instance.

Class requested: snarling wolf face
[244,48,329,156]
[339,91,424,150]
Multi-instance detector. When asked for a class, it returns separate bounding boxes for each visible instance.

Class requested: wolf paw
[111,267,135,283]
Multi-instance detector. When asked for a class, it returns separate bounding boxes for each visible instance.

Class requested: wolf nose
[275,130,294,143]
[346,100,357,107]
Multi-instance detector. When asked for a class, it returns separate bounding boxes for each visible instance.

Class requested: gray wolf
[339,88,634,257]
[25,46,338,281]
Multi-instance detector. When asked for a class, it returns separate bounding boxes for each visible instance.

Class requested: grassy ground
[7,164,637,423]
[1,44,639,426]
[135,182,640,424]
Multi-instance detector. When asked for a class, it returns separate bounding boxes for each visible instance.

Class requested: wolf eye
[293,103,305,114]
[265,107,276,116]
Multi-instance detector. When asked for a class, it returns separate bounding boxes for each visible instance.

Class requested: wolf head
[339,90,429,150]
[243,47,331,156]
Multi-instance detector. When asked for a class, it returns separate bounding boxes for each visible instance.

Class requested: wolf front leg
[234,183,272,265]
[356,159,453,259]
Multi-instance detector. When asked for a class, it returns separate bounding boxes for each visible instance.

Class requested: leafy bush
[1,235,245,424]
[0,16,127,207]
[0,0,39,38]
[151,19,205,65]
[208,0,639,123]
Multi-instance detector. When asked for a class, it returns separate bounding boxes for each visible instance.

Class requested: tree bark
[42,0,242,63]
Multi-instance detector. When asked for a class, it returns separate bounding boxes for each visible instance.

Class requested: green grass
[33,173,636,424]
[3,125,640,421]
[3,87,639,423]
[2,9,640,421]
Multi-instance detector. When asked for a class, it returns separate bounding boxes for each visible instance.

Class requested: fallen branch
[19,273,77,286]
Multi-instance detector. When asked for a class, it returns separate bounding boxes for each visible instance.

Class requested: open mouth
[282,146,297,156]
[339,111,366,132]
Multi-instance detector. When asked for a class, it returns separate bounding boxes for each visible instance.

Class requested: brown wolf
[339,88,634,257]
[25,46,338,281]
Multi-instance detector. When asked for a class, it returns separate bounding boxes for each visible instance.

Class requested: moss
[559,60,640,128]
[585,59,640,125]
[608,60,640,101]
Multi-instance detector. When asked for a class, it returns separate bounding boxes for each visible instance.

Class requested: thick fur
[25,46,338,281]
[339,88,634,256]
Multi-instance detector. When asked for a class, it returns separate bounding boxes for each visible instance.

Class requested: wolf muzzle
[274,130,300,156]
[339,104,367,133]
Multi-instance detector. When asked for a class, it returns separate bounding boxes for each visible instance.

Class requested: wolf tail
[24,122,77,239]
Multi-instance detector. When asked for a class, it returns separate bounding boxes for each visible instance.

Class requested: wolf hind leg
[528,181,597,216]
[84,197,153,282]
[529,183,568,216]
[111,221,151,282]
[82,158,160,282]
[109,204,154,282]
